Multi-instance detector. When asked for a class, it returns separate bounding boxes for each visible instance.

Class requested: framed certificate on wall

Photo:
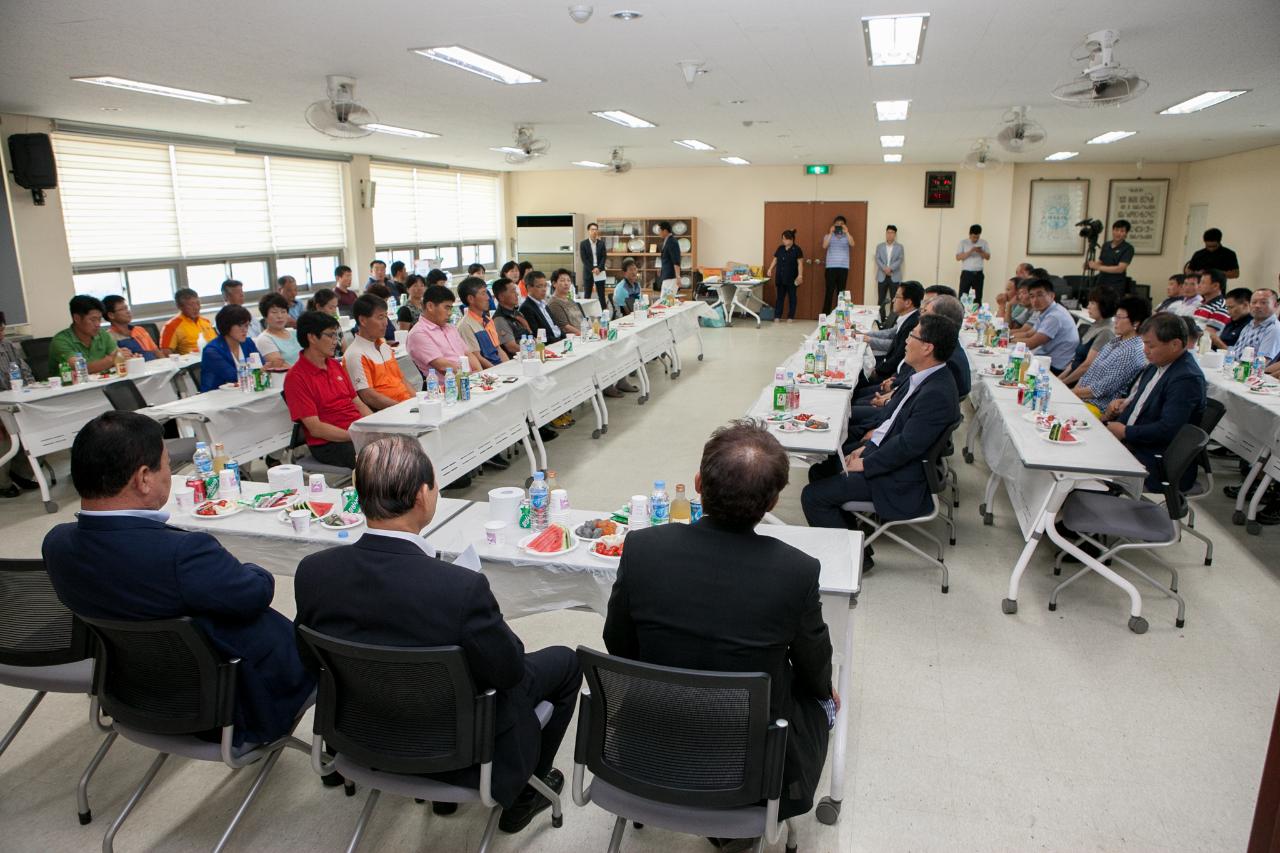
[1027,179,1090,255]
[1107,178,1169,255]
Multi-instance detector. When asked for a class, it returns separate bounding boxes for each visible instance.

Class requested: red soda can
[1016,386,1026,405]
[186,474,206,503]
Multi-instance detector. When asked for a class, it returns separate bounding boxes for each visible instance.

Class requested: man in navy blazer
[1102,312,1207,492]
[294,435,581,835]
[578,222,608,308]
[804,313,961,528]
[41,411,313,747]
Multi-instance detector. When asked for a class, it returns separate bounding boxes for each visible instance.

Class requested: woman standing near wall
[767,229,804,323]
[821,215,852,315]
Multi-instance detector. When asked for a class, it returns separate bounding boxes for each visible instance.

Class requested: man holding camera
[1087,219,1134,295]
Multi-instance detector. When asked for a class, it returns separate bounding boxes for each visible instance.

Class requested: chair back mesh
[20,337,52,382]
[82,616,234,735]
[1159,424,1210,520]
[923,419,964,495]
[1196,399,1226,473]
[101,379,148,413]
[577,647,778,809]
[297,627,488,775]
[0,559,92,668]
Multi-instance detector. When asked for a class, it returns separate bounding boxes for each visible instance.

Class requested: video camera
[1076,218,1104,244]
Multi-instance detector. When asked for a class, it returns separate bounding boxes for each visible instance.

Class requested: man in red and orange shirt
[343,293,414,412]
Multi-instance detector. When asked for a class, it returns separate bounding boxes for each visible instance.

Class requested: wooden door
[811,202,869,310]
[763,202,869,320]
[762,202,813,315]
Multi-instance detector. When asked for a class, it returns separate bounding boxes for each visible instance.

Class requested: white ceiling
[2,0,1279,172]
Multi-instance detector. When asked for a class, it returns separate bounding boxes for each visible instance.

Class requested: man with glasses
[1010,278,1080,374]
[283,311,372,470]
[103,295,165,359]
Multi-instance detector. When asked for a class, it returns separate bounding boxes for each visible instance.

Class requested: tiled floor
[1,319,1276,852]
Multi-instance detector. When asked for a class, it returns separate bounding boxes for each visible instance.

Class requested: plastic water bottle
[443,368,457,405]
[425,369,440,400]
[237,359,250,393]
[1253,355,1266,379]
[75,354,89,384]
[649,480,670,526]
[8,362,23,391]
[815,345,828,376]
[529,472,549,531]
[1221,349,1235,377]
[193,442,213,476]
[1036,366,1051,414]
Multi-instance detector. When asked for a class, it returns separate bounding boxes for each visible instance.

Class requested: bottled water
[193,442,213,475]
[425,369,440,400]
[443,368,457,406]
[649,480,670,526]
[529,472,549,531]
[1221,350,1235,377]
[8,362,23,391]
[1036,366,1051,414]
[75,355,89,384]
[815,346,828,376]
[237,359,250,393]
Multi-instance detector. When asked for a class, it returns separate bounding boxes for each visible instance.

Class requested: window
[309,256,339,286]
[125,268,177,305]
[370,163,501,274]
[230,260,269,293]
[72,271,124,301]
[275,257,310,287]
[186,263,227,297]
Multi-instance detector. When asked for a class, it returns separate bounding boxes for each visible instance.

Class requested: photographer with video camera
[1086,219,1134,295]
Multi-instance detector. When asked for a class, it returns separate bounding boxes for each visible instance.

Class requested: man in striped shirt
[1192,269,1230,336]
[1230,289,1280,363]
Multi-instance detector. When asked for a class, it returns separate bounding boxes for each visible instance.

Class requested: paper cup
[418,398,443,422]
[484,520,507,546]
[308,473,326,493]
[289,509,312,534]
[1201,351,1224,370]
[218,469,240,497]
[173,486,195,511]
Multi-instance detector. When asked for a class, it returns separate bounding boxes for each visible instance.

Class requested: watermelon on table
[307,501,334,518]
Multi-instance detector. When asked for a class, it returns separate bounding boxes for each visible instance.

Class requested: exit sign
[805,164,831,175]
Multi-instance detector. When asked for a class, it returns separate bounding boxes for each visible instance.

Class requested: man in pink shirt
[407,284,483,377]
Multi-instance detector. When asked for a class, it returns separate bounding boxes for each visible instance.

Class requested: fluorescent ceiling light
[875,100,911,121]
[1044,151,1078,161]
[861,14,929,67]
[410,46,542,85]
[573,160,609,168]
[592,110,656,128]
[490,146,526,155]
[721,156,750,166]
[72,76,248,105]
[879,135,905,148]
[883,154,903,163]
[363,123,439,139]
[1087,131,1136,144]
[1159,90,1249,115]
[673,139,715,151]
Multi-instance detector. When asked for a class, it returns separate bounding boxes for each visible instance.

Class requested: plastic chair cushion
[589,776,769,839]
[113,723,261,762]
[1060,492,1176,542]
[0,659,93,693]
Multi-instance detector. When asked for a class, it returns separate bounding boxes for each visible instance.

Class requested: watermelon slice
[307,501,334,519]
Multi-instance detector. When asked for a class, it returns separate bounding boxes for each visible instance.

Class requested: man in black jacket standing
[579,222,608,308]
[604,420,835,826]
[294,436,581,834]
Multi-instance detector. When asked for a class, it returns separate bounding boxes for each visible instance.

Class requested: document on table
[453,544,481,572]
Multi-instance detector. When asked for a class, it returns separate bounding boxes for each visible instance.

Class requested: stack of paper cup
[629,495,650,529]
[488,487,524,529]
[549,489,570,523]
[268,463,305,494]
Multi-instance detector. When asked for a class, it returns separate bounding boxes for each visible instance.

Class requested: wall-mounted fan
[996,106,1046,153]
[605,148,633,174]
[1052,29,1148,107]
[961,140,1003,172]
[305,75,376,139]
[492,125,550,164]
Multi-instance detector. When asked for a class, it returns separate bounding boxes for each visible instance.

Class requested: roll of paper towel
[268,464,305,495]
[488,487,524,529]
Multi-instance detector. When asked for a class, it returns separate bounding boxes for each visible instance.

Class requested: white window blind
[371,163,500,246]
[53,134,347,266]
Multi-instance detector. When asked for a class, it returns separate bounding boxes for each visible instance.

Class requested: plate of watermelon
[518,523,579,557]
[276,499,336,524]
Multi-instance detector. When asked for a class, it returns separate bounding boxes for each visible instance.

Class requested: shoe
[551,415,575,430]
[441,473,473,491]
[1258,502,1280,526]
[707,838,758,852]
[431,801,459,816]
[1224,484,1244,500]
[498,768,563,833]
[617,379,640,393]
[484,455,510,471]
[0,485,19,499]
[538,426,559,442]
[603,385,624,398]
[10,472,38,491]
[1208,446,1238,458]
[321,770,346,788]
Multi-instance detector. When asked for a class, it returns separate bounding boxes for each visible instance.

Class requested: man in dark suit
[41,411,314,748]
[855,281,923,392]
[518,270,566,345]
[803,313,961,528]
[294,435,581,834]
[657,220,681,296]
[579,222,608,308]
[604,420,835,827]
[1102,311,1207,492]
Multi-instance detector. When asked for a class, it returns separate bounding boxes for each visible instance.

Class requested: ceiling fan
[492,125,550,164]
[961,140,1003,172]
[604,147,633,174]
[304,75,376,139]
[996,106,1046,153]
[1051,29,1149,107]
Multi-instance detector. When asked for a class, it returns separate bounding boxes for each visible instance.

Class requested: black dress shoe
[321,770,345,787]
[498,768,563,833]
[10,472,38,491]
[0,484,20,499]
[441,473,473,491]
[537,426,559,442]
[484,454,511,471]
[431,801,458,815]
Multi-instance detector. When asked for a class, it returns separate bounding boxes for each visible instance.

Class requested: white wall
[1182,145,1280,288]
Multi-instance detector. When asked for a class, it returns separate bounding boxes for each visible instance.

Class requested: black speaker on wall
[7,133,58,205]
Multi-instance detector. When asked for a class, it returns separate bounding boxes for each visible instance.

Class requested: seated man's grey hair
[929,294,965,326]
[699,419,790,529]
[353,435,437,521]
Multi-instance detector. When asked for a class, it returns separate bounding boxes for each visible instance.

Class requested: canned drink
[186,474,206,504]
[459,374,471,402]
[518,499,532,530]
[690,497,703,523]
[203,472,220,500]
[1016,386,1026,405]
[341,486,360,514]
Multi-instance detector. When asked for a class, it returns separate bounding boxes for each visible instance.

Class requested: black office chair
[0,559,115,825]
[572,647,795,853]
[297,626,563,853]
[100,379,197,467]
[138,322,161,348]
[20,336,53,382]
[81,615,309,853]
[1181,399,1227,564]
[279,387,353,485]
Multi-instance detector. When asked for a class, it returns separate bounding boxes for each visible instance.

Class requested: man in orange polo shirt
[343,293,415,412]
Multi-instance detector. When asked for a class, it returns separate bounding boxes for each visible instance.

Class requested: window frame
[374,241,498,277]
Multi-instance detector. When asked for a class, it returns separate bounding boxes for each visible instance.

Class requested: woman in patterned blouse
[1073,296,1151,415]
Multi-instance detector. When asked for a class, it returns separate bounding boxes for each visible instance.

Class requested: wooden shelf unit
[595,217,697,289]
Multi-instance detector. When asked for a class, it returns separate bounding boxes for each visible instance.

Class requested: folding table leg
[1233,456,1266,523]
[1003,478,1072,615]
[26,447,57,513]
[816,596,856,826]
[1245,473,1273,535]
[589,392,605,439]
[1044,519,1147,633]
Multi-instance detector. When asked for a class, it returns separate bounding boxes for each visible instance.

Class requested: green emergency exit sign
[805,164,831,175]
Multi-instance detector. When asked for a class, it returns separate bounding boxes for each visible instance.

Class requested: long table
[0,355,199,512]
[1201,366,1280,533]
[162,479,862,826]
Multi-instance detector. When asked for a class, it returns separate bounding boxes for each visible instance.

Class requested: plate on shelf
[681,275,691,287]
[677,237,692,252]
[651,223,662,235]
[672,221,688,236]
[627,238,645,252]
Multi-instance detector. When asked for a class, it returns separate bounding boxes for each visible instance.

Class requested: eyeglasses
[320,330,340,340]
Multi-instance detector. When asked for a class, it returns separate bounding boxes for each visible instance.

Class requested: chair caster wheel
[1128,616,1148,634]
[344,782,356,797]
[1247,521,1262,535]
[633,822,644,829]
[79,810,91,826]
[592,429,602,439]
[786,845,798,853]
[415,798,426,804]
[1204,558,1212,566]
[941,584,949,594]
[1175,618,1185,628]
[1001,598,1017,614]
[978,502,986,516]
[953,499,960,509]
[601,425,608,433]
[44,500,58,513]
[983,512,993,526]
[697,354,704,361]
[962,450,974,464]
[1048,602,1057,612]
[815,797,841,825]
[1053,566,1062,576]
[1232,510,1245,525]
[949,537,956,546]
[552,815,563,828]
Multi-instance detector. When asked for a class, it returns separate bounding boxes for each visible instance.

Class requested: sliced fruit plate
[245,489,299,511]
[276,499,336,523]
[518,523,579,557]
[318,512,365,530]
[590,533,626,562]
[191,499,243,519]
